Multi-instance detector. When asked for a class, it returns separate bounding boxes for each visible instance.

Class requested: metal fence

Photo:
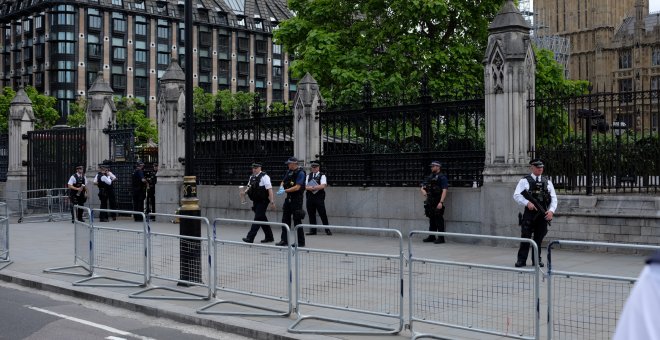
[193,114,294,185]
[198,218,292,317]
[0,133,7,182]
[27,127,86,192]
[408,232,541,340]
[130,213,213,301]
[529,89,660,194]
[73,208,148,287]
[547,240,660,340]
[15,188,72,223]
[0,202,10,270]
[289,224,404,335]
[320,80,485,187]
[43,206,93,277]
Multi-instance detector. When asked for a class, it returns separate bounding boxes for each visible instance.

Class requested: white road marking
[26,305,156,340]
[106,337,128,340]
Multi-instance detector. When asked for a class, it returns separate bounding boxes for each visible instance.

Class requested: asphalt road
[0,282,251,340]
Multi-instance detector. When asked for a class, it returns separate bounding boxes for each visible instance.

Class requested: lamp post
[178,0,202,286]
[612,118,627,190]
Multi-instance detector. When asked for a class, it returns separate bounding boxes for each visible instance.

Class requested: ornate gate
[27,127,86,191]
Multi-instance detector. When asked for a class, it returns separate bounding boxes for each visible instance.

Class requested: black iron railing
[529,89,660,194]
[27,127,86,191]
[0,133,7,182]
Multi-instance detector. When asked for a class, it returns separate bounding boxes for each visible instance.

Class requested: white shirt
[67,173,87,186]
[308,172,327,186]
[246,171,272,190]
[512,174,557,213]
[613,264,660,340]
[94,171,116,186]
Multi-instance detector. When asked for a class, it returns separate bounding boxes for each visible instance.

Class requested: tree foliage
[274,0,505,105]
[534,48,590,146]
[0,86,59,132]
[193,88,289,119]
[115,97,158,145]
[67,97,87,127]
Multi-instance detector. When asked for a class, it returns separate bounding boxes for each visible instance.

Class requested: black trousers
[99,188,117,220]
[281,196,305,245]
[306,194,330,233]
[246,201,274,241]
[517,210,548,263]
[428,205,446,239]
[146,188,155,215]
[133,189,145,221]
[70,195,85,222]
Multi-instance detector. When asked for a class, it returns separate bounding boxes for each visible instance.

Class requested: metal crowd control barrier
[289,224,404,335]
[0,202,11,270]
[409,231,541,340]
[73,209,148,287]
[547,240,660,340]
[17,188,73,223]
[130,213,213,301]
[198,218,293,317]
[43,205,93,277]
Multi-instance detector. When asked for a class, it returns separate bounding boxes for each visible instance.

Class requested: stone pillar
[86,71,116,173]
[6,88,34,211]
[156,59,186,214]
[481,0,536,236]
[292,73,324,165]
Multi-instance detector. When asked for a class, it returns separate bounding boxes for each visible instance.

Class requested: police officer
[145,163,158,220]
[276,157,306,247]
[420,161,448,244]
[93,162,117,222]
[305,160,332,236]
[613,251,660,340]
[513,158,557,267]
[242,162,276,243]
[132,161,147,222]
[67,165,87,223]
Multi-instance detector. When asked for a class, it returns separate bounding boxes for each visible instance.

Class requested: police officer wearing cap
[94,162,117,222]
[67,165,88,223]
[276,157,306,247]
[305,160,332,236]
[132,161,147,221]
[242,162,276,243]
[513,158,557,267]
[613,250,660,340]
[420,161,448,244]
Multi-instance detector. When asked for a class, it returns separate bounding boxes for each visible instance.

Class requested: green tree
[0,86,60,132]
[115,97,158,145]
[211,90,257,119]
[274,0,504,105]
[534,48,590,145]
[193,86,216,120]
[67,97,87,127]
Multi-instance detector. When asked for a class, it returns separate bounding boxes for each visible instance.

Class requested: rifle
[521,189,552,226]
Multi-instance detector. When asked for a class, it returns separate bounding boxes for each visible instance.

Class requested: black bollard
[179,175,202,285]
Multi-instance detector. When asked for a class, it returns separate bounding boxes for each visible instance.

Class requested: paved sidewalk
[0,216,649,340]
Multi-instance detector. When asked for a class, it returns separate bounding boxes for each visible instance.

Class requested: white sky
[651,0,660,13]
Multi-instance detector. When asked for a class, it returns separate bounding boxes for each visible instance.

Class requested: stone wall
[196,185,660,247]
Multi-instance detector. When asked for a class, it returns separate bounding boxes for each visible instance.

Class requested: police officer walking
[420,161,449,244]
[67,165,88,223]
[242,162,276,243]
[513,158,557,267]
[94,162,117,222]
[132,161,147,222]
[276,157,306,247]
[305,160,332,236]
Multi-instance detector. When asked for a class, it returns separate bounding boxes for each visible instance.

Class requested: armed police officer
[242,162,276,243]
[67,165,88,223]
[145,163,158,220]
[420,161,449,244]
[513,158,557,268]
[275,157,306,247]
[132,161,147,222]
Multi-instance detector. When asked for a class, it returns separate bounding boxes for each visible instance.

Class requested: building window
[619,49,632,69]
[157,53,170,66]
[238,62,249,75]
[57,70,74,83]
[88,34,102,58]
[653,47,660,66]
[273,44,282,55]
[134,1,145,10]
[135,50,147,63]
[112,65,126,89]
[237,37,249,52]
[112,0,123,6]
[112,13,127,33]
[113,47,126,60]
[651,76,660,101]
[34,16,43,30]
[135,76,148,95]
[619,78,633,102]
[135,23,147,36]
[88,8,102,30]
[157,25,169,39]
